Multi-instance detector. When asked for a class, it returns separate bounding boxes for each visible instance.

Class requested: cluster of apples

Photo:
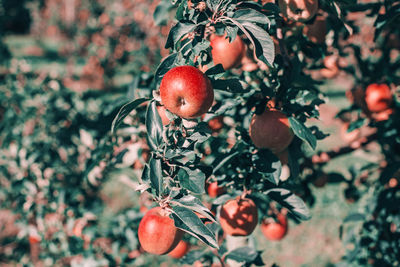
[137,29,295,257]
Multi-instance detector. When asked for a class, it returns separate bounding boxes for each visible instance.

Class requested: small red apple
[249,109,294,153]
[365,83,393,113]
[210,34,245,70]
[278,0,318,22]
[138,207,183,255]
[160,66,214,119]
[168,240,190,259]
[219,197,258,236]
[261,213,288,241]
[207,181,226,198]
[208,116,224,132]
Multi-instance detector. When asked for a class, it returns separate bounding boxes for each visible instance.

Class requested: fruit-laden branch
[302,132,378,168]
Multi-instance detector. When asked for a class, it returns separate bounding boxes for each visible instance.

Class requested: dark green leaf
[171,195,216,223]
[145,101,163,150]
[289,117,316,150]
[233,9,270,25]
[266,188,311,220]
[111,98,148,134]
[165,22,197,49]
[155,53,177,84]
[149,157,163,196]
[241,22,274,65]
[171,206,218,248]
[178,167,206,194]
[225,246,264,266]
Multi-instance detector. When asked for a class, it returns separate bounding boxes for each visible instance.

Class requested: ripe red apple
[278,0,318,22]
[206,181,226,198]
[208,116,224,132]
[160,66,214,119]
[261,213,288,241]
[138,207,183,255]
[210,34,245,70]
[249,109,294,153]
[365,83,393,113]
[219,197,258,236]
[168,240,190,259]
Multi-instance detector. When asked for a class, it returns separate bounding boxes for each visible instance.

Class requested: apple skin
[219,197,258,236]
[207,181,226,198]
[138,207,183,255]
[365,83,393,113]
[261,214,288,241]
[249,109,294,153]
[320,55,339,79]
[278,0,318,22]
[168,240,190,259]
[210,34,245,70]
[160,66,214,119]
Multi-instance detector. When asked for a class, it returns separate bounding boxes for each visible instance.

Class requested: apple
[138,207,183,255]
[160,65,214,119]
[219,197,258,236]
[278,0,318,22]
[168,240,190,259]
[249,109,294,153]
[208,116,224,132]
[365,83,393,113]
[210,34,245,70]
[303,15,327,44]
[206,181,226,198]
[261,213,288,241]
[312,173,328,188]
[320,55,339,79]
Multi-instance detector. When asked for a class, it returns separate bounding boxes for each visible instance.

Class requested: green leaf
[211,78,244,93]
[145,101,163,150]
[225,246,264,266]
[343,213,365,223]
[289,117,316,150]
[213,151,240,174]
[171,195,216,223]
[233,9,270,25]
[111,98,148,134]
[178,167,206,194]
[165,22,197,49]
[149,157,163,196]
[241,22,274,65]
[171,206,219,248]
[266,188,311,220]
[252,149,281,185]
[155,53,177,85]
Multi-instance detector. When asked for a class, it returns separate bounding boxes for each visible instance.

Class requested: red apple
[207,181,226,198]
[219,197,258,236]
[160,66,214,119]
[138,207,183,255]
[261,213,288,241]
[249,109,294,153]
[168,240,190,259]
[278,0,318,22]
[210,34,245,70]
[365,83,393,113]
